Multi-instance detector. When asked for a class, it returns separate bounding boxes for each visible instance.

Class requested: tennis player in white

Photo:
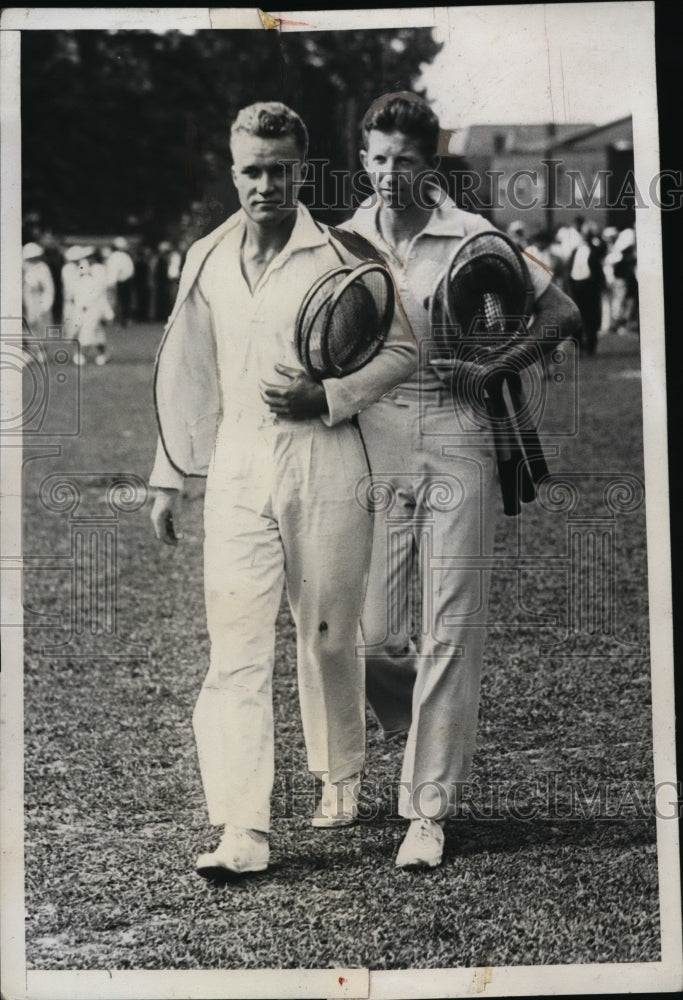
[344,93,580,868]
[149,103,417,877]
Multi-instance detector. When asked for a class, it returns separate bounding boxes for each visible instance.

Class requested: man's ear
[360,149,369,172]
[230,164,237,185]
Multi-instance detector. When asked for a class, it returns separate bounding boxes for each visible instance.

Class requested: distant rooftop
[548,116,633,151]
[440,123,594,157]
[440,116,633,157]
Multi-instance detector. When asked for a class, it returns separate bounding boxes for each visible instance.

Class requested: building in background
[546,117,635,231]
[438,116,634,234]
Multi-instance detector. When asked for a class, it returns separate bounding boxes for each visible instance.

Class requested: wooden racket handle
[505,372,549,485]
[485,382,534,516]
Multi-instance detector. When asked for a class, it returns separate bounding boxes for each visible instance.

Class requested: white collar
[355,185,472,240]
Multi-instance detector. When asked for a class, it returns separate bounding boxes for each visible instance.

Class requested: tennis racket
[296,262,395,380]
[296,265,351,378]
[429,230,548,516]
[431,229,535,364]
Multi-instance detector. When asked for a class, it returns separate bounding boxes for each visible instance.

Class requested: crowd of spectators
[507,215,639,356]
[22,231,187,364]
[22,214,638,364]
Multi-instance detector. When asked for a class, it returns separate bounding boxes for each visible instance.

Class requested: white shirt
[22,260,54,322]
[570,243,592,282]
[197,219,316,432]
[150,204,417,490]
[106,249,134,286]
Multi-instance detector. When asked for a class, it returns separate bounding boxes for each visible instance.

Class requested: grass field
[20,321,660,970]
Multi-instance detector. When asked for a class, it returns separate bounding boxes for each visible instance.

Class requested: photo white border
[1,6,680,999]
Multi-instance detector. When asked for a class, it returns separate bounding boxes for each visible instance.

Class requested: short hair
[361,92,440,160]
[230,102,308,158]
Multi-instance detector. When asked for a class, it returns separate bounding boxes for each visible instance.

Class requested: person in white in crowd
[22,242,55,336]
[61,245,80,344]
[606,227,638,333]
[105,236,135,326]
[68,246,113,366]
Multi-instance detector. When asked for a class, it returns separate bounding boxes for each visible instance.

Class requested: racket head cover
[436,230,536,365]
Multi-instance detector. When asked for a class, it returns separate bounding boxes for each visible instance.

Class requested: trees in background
[22,28,440,241]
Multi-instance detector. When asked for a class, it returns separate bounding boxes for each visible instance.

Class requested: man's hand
[150,487,182,546]
[259,364,329,419]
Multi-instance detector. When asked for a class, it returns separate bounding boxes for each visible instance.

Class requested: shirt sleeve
[320,287,417,426]
[149,437,185,491]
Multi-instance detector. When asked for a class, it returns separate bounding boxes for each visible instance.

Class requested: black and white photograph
[1,4,681,999]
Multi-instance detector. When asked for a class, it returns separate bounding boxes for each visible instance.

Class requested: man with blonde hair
[149,102,417,878]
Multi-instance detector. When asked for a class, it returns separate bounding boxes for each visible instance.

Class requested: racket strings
[481,292,507,333]
[438,234,533,361]
[296,263,394,379]
[297,269,349,375]
[327,286,376,365]
[325,267,393,375]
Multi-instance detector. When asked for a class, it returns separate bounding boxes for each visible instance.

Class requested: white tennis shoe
[312,773,361,828]
[395,818,445,869]
[196,826,269,878]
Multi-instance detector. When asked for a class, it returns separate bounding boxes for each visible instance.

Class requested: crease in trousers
[193,416,371,832]
[358,392,498,821]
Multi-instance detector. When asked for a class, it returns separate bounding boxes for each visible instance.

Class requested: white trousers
[194,418,371,832]
[358,392,498,820]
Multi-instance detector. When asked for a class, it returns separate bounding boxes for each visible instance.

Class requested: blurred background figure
[553,216,585,292]
[606,227,638,334]
[22,242,55,338]
[567,220,606,356]
[166,242,183,308]
[61,245,82,344]
[145,245,159,321]
[563,216,585,254]
[506,219,527,250]
[133,244,152,322]
[40,231,65,324]
[153,241,172,322]
[525,229,562,282]
[600,226,619,334]
[69,246,113,365]
[524,230,564,382]
[61,245,79,340]
[101,243,114,311]
[106,236,135,326]
[22,210,42,247]
[153,241,183,322]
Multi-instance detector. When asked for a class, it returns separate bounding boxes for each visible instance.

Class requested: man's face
[361,130,434,210]
[231,133,305,227]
